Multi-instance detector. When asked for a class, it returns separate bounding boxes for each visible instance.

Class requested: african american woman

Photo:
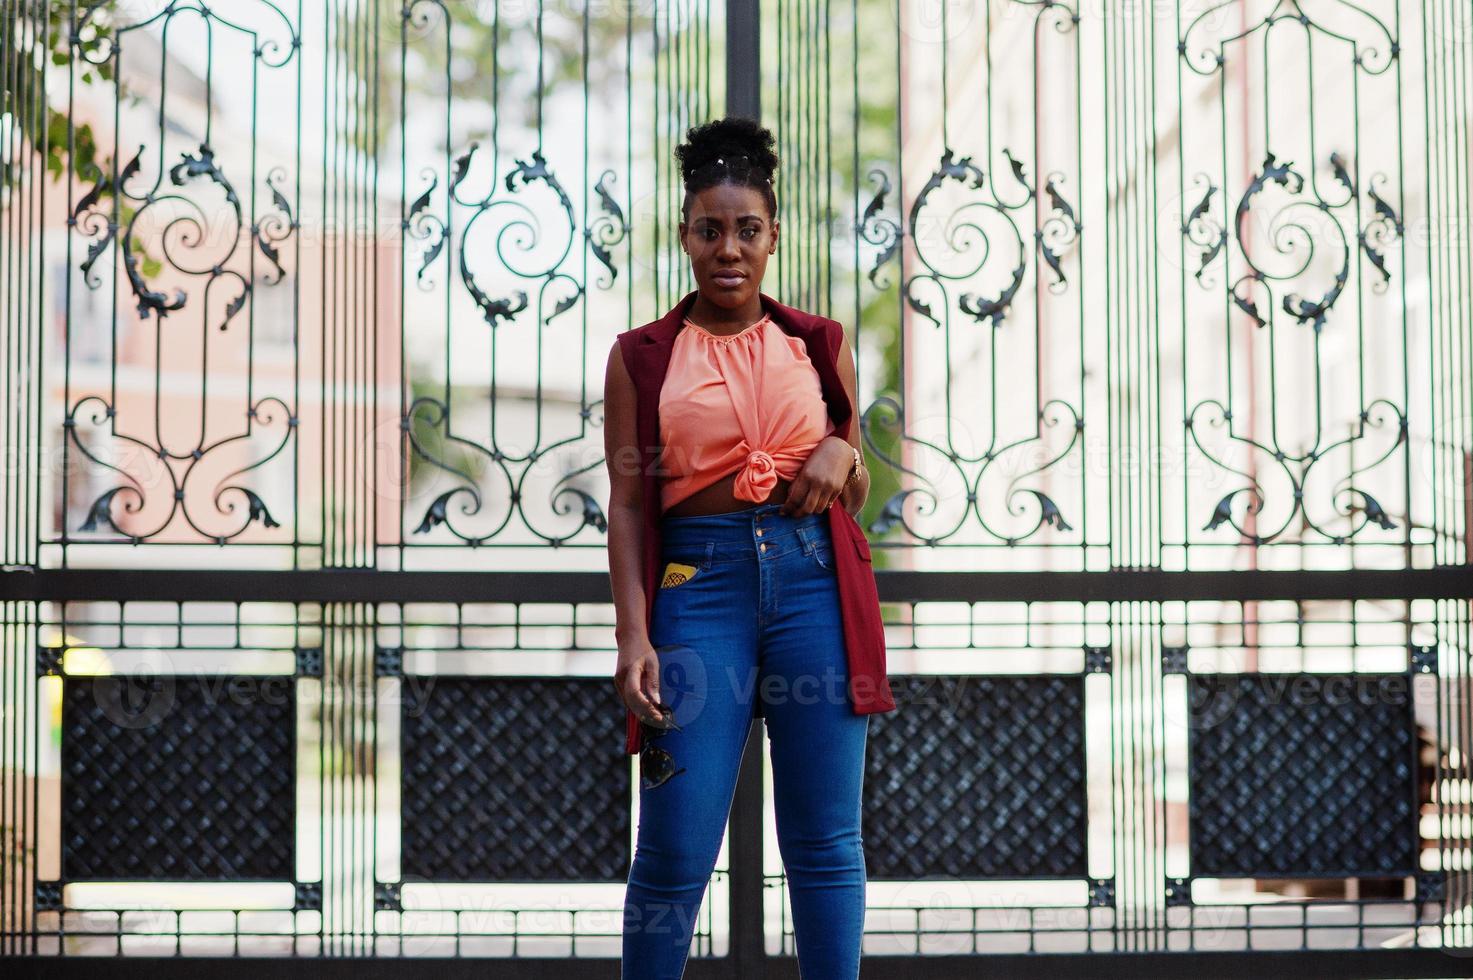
[602,116,895,979]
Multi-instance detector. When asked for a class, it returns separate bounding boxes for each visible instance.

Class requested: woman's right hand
[614,638,665,725]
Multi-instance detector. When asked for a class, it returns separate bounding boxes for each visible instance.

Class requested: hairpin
[705,154,770,182]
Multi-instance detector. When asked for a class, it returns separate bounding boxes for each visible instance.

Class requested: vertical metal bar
[2,0,45,954]
[727,0,760,120]
[728,717,766,977]
[723,2,764,971]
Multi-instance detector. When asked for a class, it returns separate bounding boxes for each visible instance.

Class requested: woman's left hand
[780,436,855,516]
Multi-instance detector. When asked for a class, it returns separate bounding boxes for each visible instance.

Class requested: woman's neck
[686,295,765,334]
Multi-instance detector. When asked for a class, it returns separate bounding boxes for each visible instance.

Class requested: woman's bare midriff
[661,468,794,517]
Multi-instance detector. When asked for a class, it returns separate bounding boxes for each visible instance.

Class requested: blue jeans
[621,501,869,979]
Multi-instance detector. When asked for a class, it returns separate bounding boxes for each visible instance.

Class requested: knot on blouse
[733,448,778,502]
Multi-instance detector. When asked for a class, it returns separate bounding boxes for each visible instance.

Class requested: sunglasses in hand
[639,701,687,789]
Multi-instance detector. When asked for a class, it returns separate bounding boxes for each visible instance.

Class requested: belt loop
[701,540,716,569]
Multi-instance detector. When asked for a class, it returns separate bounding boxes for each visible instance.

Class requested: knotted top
[657,313,834,511]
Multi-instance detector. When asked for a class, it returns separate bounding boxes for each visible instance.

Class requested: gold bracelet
[843,446,863,488]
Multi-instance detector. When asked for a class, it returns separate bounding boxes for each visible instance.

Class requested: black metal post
[726,0,760,120]
[724,3,766,971]
[729,718,768,977]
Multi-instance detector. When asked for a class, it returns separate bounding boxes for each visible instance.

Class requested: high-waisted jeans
[621,500,869,979]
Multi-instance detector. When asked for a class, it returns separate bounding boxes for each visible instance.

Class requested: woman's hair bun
[675,116,779,188]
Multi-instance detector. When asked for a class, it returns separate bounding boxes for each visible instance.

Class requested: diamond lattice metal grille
[862,674,1089,880]
[61,674,296,881]
[1188,672,1418,877]
[400,676,631,882]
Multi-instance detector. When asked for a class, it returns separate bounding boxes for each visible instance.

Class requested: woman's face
[679,183,778,312]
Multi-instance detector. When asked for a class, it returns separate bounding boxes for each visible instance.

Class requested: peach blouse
[657,313,835,512]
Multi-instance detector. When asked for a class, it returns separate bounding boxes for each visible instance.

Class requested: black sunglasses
[639,702,687,790]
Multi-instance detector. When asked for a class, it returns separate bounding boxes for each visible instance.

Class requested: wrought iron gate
[2,0,1472,977]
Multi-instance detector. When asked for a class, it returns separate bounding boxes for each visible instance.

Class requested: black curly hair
[675,116,779,222]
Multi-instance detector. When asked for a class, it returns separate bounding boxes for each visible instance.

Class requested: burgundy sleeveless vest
[615,289,896,755]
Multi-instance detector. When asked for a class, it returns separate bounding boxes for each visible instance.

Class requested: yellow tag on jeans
[660,562,699,588]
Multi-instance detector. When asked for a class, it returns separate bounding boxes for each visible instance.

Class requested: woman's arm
[780,324,871,518]
[603,339,664,724]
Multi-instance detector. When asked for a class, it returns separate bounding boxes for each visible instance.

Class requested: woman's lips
[713,273,745,288]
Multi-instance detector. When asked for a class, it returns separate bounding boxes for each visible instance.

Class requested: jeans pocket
[811,544,836,571]
[798,525,837,571]
[657,542,715,590]
[658,560,707,590]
